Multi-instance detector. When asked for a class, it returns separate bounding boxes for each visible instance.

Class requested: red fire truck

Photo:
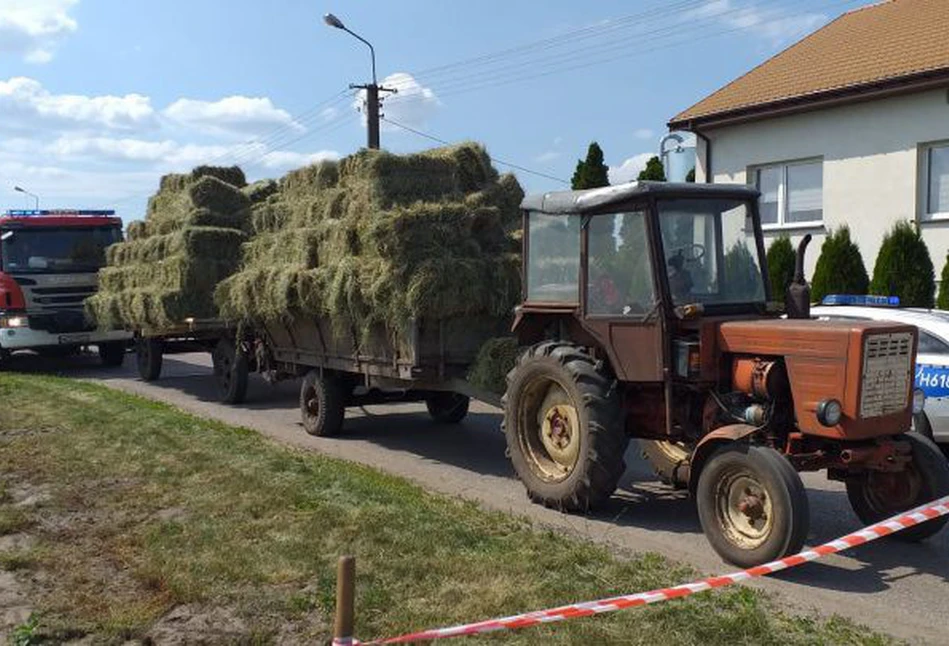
[0,209,132,368]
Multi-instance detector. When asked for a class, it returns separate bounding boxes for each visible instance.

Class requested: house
[668,0,949,280]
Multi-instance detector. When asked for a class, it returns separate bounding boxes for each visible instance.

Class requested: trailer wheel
[300,370,346,437]
[696,443,809,567]
[212,339,248,405]
[98,342,126,368]
[426,393,470,424]
[846,432,949,542]
[136,337,163,381]
[0,349,10,370]
[502,342,627,512]
[640,440,691,489]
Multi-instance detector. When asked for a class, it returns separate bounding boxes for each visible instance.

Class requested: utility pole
[324,13,396,150]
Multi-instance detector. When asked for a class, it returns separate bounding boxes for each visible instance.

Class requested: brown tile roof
[669,0,949,128]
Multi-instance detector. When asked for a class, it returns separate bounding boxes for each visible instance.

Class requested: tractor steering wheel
[671,243,706,263]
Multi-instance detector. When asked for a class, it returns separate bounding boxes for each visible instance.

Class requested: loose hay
[467,337,522,394]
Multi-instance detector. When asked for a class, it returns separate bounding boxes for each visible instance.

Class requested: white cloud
[164,96,303,137]
[0,76,157,132]
[688,0,826,45]
[0,0,78,64]
[633,128,654,140]
[534,151,561,164]
[356,72,440,130]
[608,152,653,185]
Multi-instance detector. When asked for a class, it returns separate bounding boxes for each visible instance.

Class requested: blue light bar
[821,294,900,307]
[3,209,116,217]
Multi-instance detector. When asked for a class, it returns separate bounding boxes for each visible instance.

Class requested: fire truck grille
[860,332,913,419]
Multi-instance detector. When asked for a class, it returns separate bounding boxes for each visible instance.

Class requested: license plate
[58,334,91,345]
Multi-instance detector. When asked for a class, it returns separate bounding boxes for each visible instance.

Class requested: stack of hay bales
[215,143,524,344]
[87,166,252,330]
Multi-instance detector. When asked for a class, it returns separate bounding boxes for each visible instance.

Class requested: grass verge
[0,373,891,644]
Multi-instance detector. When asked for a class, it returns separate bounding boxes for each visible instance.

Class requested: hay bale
[126,220,149,241]
[189,176,250,215]
[106,228,245,266]
[243,179,278,204]
[467,337,521,393]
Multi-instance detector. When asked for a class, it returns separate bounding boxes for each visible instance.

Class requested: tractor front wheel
[696,444,809,567]
[503,342,628,512]
[846,432,949,542]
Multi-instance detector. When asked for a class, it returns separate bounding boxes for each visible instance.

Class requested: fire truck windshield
[0,226,121,274]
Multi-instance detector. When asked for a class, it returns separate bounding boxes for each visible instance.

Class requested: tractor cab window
[527,212,580,303]
[586,211,655,316]
[658,198,765,307]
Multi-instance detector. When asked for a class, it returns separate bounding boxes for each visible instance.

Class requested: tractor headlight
[0,315,28,329]
[912,388,926,415]
[816,399,843,427]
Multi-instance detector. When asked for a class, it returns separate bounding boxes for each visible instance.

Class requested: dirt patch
[0,532,35,553]
[11,483,53,509]
[0,570,33,641]
[144,604,248,645]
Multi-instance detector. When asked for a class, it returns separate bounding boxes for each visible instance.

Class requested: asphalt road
[10,350,949,643]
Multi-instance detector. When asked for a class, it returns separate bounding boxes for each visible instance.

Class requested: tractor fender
[688,423,759,495]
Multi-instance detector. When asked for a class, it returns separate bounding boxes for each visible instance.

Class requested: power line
[381,116,569,185]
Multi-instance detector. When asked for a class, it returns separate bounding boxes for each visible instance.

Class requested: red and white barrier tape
[334,494,949,645]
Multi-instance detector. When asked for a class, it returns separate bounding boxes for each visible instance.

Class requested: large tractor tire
[696,443,809,567]
[426,392,470,424]
[300,370,347,437]
[846,432,949,542]
[136,337,163,382]
[640,440,691,489]
[98,342,127,368]
[212,339,249,405]
[502,341,628,512]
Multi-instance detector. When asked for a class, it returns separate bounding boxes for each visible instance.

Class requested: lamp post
[13,186,39,210]
[324,12,395,150]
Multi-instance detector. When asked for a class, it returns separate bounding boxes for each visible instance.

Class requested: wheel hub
[718,473,774,548]
[540,403,580,470]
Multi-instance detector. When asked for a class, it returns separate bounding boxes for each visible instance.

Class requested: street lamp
[324,12,395,149]
[13,186,39,210]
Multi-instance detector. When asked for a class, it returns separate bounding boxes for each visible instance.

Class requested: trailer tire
[640,440,691,489]
[846,432,949,542]
[502,342,627,512]
[300,370,346,437]
[136,337,162,381]
[0,349,9,370]
[696,443,809,567]
[98,342,126,368]
[212,339,248,405]
[426,393,470,424]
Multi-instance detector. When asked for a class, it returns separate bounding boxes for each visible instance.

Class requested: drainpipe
[691,127,712,184]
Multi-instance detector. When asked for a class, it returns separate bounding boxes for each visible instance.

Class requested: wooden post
[333,555,356,645]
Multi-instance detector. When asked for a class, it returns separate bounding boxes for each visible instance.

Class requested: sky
[0,0,874,222]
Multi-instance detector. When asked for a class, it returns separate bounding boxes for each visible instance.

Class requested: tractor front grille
[860,332,913,418]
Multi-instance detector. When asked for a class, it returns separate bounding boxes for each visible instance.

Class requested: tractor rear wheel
[425,392,470,424]
[640,440,691,489]
[136,337,163,381]
[212,339,249,405]
[846,432,949,542]
[503,342,627,512]
[696,444,809,567]
[300,370,347,437]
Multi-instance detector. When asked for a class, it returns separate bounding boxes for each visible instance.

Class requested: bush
[810,227,869,302]
[938,254,949,309]
[765,236,795,297]
[870,221,934,308]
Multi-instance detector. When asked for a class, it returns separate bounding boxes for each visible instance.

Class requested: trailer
[134,318,253,405]
[251,315,507,436]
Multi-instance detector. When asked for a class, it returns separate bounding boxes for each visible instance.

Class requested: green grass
[0,373,893,644]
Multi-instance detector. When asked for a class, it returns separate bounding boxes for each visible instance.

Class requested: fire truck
[0,209,132,367]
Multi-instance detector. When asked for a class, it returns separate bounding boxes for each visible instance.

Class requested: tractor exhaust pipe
[785,234,812,319]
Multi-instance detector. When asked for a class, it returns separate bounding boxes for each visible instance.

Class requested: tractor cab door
[581,207,664,382]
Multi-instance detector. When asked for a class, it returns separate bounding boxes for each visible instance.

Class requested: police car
[812,294,949,454]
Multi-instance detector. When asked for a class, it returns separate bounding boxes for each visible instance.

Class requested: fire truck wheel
[696,444,809,568]
[135,337,163,381]
[640,440,691,489]
[98,342,126,368]
[300,370,347,437]
[502,342,627,512]
[426,392,470,424]
[846,432,949,542]
[212,339,248,405]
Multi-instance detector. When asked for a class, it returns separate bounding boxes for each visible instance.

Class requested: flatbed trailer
[134,318,253,404]
[252,315,506,435]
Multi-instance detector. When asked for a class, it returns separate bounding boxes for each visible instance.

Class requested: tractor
[504,181,949,566]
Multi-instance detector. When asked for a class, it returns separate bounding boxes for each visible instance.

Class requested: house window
[925,142,949,217]
[754,159,823,227]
